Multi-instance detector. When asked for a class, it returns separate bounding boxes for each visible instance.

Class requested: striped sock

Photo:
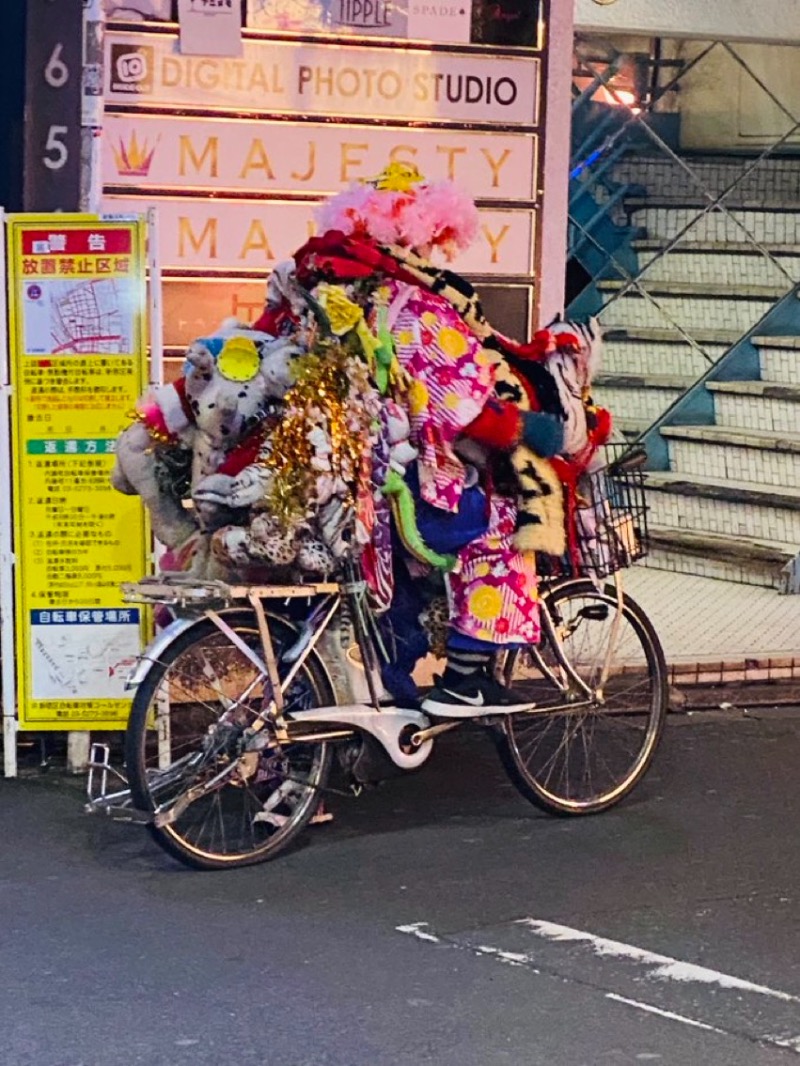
[442,648,492,687]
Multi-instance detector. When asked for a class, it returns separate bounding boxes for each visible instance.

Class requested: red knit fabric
[462,398,522,451]
[293,231,420,287]
[498,328,554,361]
[217,425,270,476]
[590,405,613,443]
[252,305,297,335]
[172,376,196,426]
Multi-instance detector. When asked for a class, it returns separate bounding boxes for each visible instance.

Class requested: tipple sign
[335,0,394,27]
[103,196,535,276]
[104,30,540,126]
[103,114,538,201]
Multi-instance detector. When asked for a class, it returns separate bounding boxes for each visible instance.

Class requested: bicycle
[86,445,668,870]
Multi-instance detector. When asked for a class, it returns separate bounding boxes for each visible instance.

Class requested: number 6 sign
[23,0,82,210]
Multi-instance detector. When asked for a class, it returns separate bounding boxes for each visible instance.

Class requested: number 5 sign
[23,0,83,210]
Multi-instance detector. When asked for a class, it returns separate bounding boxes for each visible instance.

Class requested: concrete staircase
[575,151,800,588]
[589,153,800,440]
[644,333,800,589]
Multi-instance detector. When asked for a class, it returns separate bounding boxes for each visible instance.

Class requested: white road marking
[519,918,800,1004]
[473,945,539,971]
[396,922,441,944]
[398,917,800,1053]
[764,1035,800,1053]
[605,993,729,1036]
[609,997,800,1055]
[397,924,539,970]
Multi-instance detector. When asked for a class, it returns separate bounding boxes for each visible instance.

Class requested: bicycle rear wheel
[125,611,334,870]
[499,578,667,815]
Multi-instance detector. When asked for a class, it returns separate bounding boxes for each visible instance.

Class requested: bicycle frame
[85,568,630,823]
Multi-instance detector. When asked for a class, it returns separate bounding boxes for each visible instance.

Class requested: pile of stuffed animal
[111,172,611,589]
[112,308,609,589]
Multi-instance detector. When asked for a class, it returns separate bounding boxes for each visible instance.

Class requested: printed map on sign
[22,279,135,356]
[30,611,141,701]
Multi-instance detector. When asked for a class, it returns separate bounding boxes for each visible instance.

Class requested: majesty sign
[103,114,539,200]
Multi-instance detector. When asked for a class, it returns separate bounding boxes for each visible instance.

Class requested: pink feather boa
[315,180,479,259]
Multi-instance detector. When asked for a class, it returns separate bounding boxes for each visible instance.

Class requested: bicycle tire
[498,578,668,815]
[125,610,335,870]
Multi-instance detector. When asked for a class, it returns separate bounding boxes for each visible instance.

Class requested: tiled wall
[759,346,800,384]
[602,293,775,333]
[630,207,800,245]
[613,156,800,205]
[600,339,716,377]
[646,487,800,543]
[669,439,800,486]
[637,250,800,287]
[714,393,800,433]
[592,384,684,422]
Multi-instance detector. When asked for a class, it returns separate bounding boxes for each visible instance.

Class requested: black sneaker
[421,672,536,718]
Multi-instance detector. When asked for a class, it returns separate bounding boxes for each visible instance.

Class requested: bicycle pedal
[310,809,334,826]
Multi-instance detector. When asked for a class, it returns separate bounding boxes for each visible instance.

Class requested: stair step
[646,470,800,509]
[649,527,795,566]
[613,417,649,441]
[601,337,719,378]
[626,205,800,245]
[645,472,800,544]
[625,198,800,211]
[628,250,800,289]
[596,372,695,390]
[645,531,792,589]
[753,335,800,350]
[706,380,800,402]
[616,153,800,185]
[593,383,685,424]
[603,327,740,344]
[755,337,800,385]
[598,280,789,299]
[601,291,775,335]
[662,425,800,488]
[710,386,800,433]
[633,241,800,254]
[662,424,800,453]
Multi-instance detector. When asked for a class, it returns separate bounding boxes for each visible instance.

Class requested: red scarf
[293,231,420,288]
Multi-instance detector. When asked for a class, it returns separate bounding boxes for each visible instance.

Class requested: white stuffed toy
[111,324,301,555]
[383,399,418,475]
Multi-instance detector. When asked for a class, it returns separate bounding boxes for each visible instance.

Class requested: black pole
[0,0,26,211]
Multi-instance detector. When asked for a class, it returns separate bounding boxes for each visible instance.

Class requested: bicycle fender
[125,616,197,690]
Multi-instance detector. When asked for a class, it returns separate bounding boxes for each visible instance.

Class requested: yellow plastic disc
[217,336,261,382]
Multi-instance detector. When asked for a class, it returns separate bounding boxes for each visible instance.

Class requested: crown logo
[112,131,158,178]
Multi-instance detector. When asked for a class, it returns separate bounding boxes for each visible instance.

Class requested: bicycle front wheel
[125,611,334,870]
[499,578,667,815]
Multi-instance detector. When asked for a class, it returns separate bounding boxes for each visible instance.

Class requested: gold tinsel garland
[263,341,374,527]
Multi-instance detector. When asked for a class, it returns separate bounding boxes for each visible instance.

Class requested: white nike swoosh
[442,688,485,706]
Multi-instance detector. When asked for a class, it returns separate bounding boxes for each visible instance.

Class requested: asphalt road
[2,711,800,1066]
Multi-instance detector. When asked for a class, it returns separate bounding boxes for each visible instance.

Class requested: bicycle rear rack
[84,742,153,824]
[121,575,340,609]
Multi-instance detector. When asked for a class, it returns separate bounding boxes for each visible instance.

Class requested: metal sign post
[0,210,19,777]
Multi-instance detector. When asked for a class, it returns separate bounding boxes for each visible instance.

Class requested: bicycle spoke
[504,583,666,812]
[128,618,332,867]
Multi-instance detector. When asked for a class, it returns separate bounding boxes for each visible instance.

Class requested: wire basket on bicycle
[560,442,649,581]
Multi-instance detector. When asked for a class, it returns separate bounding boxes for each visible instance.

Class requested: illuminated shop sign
[104,31,541,125]
[103,194,536,275]
[103,113,538,200]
